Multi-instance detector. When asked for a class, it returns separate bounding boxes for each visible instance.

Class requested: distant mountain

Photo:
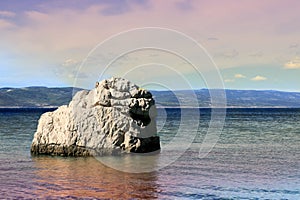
[0,87,300,108]
[0,87,82,108]
[152,89,300,108]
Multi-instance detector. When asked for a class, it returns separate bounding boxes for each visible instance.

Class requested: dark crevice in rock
[129,110,151,126]
[129,136,160,153]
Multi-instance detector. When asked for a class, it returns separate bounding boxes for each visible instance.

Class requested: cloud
[284,58,300,69]
[175,0,193,11]
[207,37,219,41]
[62,58,79,67]
[248,51,263,57]
[0,11,16,18]
[0,19,14,29]
[216,49,239,59]
[234,73,246,78]
[289,43,298,48]
[224,79,234,83]
[54,59,87,84]
[88,0,149,16]
[99,1,131,16]
[251,75,267,81]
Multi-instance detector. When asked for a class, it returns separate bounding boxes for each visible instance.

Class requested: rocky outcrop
[31,77,160,156]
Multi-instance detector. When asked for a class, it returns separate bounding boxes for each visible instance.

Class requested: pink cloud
[0,10,16,18]
[0,19,15,29]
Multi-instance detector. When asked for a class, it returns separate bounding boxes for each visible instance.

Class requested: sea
[0,108,299,199]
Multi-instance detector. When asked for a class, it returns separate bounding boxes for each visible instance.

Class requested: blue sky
[0,0,299,91]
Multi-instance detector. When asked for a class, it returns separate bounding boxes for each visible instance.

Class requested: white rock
[31,77,160,156]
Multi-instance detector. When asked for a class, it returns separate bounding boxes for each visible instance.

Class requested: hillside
[151,89,300,108]
[0,87,81,108]
[0,87,300,108]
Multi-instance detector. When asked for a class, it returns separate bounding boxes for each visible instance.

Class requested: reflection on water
[96,152,160,173]
[32,156,160,199]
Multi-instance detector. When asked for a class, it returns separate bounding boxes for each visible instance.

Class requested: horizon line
[0,85,300,93]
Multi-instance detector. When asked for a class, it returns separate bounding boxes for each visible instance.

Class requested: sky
[0,0,299,91]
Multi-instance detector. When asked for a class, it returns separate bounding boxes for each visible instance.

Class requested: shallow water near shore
[0,108,299,199]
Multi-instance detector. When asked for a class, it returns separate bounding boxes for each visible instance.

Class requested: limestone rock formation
[31,77,160,156]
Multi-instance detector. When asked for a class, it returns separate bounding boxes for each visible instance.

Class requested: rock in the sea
[31,77,160,156]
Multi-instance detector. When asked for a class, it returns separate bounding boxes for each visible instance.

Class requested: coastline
[1,106,300,109]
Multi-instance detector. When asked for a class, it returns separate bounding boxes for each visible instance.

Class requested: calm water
[0,108,299,199]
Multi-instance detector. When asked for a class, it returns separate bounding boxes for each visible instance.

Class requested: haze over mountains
[1,86,300,108]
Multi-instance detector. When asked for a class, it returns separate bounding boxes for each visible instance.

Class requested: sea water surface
[0,108,299,199]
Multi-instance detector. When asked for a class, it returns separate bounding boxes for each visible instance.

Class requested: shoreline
[1,106,300,109]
